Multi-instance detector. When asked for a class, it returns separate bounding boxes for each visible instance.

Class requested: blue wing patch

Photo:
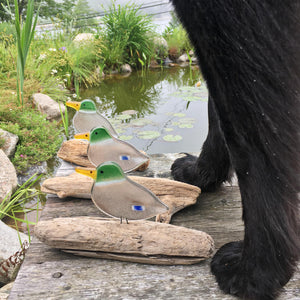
[120,155,130,161]
[132,205,145,211]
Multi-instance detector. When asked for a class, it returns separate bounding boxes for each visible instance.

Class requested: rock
[0,221,28,284]
[0,221,28,262]
[163,57,173,65]
[0,150,17,203]
[73,33,94,46]
[32,93,65,121]
[120,64,132,73]
[0,282,14,299]
[17,161,47,185]
[0,129,18,158]
[177,53,189,63]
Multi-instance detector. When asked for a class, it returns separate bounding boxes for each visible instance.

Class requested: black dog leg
[171,97,232,191]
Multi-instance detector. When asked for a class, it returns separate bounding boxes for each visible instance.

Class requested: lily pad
[164,128,174,132]
[173,113,186,117]
[172,122,180,126]
[178,123,194,128]
[137,130,161,140]
[119,135,133,141]
[163,135,183,142]
[183,96,200,102]
[179,86,197,92]
[178,118,196,123]
[130,118,153,127]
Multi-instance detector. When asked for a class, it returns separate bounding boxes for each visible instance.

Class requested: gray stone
[32,93,65,121]
[177,53,189,63]
[0,129,18,158]
[0,282,14,299]
[17,161,47,185]
[0,221,28,284]
[120,64,132,73]
[0,150,17,204]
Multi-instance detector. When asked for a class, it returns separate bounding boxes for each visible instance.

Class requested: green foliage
[12,0,39,107]
[101,1,155,70]
[163,22,193,59]
[0,109,63,173]
[0,173,43,243]
[0,135,5,148]
[32,39,101,89]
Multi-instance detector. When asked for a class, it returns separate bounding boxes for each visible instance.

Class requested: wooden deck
[9,154,300,299]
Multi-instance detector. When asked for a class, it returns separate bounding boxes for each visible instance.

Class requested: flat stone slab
[9,153,300,299]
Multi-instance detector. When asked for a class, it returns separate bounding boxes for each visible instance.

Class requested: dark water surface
[78,66,208,154]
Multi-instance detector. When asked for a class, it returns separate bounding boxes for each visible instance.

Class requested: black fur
[171,1,300,299]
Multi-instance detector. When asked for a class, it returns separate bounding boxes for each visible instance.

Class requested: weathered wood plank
[8,238,300,300]
[9,154,300,300]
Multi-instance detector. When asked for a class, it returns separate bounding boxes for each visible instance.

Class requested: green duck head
[74,127,112,144]
[66,99,96,112]
[76,162,124,183]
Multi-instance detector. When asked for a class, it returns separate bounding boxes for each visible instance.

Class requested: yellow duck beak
[75,167,96,180]
[74,132,90,140]
[66,101,81,111]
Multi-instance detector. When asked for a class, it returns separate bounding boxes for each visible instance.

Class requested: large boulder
[0,150,17,204]
[32,93,65,121]
[0,129,18,158]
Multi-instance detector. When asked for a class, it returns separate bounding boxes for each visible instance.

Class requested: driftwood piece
[41,173,201,223]
[34,217,214,265]
[57,139,150,171]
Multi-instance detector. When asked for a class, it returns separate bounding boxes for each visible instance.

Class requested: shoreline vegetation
[0,0,193,174]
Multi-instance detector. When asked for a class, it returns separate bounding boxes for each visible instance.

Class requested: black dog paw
[211,241,280,300]
[171,153,227,191]
[171,153,197,183]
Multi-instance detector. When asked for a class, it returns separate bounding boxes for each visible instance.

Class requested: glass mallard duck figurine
[76,162,168,221]
[66,99,118,137]
[75,127,149,173]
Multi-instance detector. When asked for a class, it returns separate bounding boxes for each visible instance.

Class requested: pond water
[76,66,209,154]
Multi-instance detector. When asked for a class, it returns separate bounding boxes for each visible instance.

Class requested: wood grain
[41,172,201,223]
[34,217,214,265]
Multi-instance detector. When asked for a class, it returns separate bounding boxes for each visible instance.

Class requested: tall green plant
[13,0,39,107]
[101,1,154,70]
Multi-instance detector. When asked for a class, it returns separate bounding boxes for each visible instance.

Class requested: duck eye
[90,171,93,174]
[100,170,104,174]
[95,131,98,135]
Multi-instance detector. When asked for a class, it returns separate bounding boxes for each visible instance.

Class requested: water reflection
[80,66,208,154]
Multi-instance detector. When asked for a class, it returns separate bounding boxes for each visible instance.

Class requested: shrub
[163,24,193,59]
[0,109,63,173]
[101,1,155,70]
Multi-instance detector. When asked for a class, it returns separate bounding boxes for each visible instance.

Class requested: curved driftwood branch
[41,173,201,223]
[57,139,150,171]
[35,217,214,265]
